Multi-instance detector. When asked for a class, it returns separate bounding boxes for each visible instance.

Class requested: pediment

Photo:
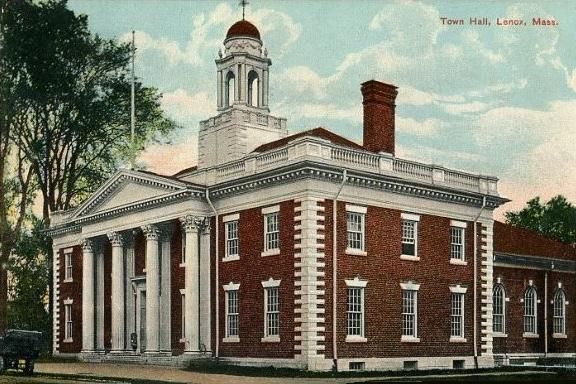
[72,170,190,219]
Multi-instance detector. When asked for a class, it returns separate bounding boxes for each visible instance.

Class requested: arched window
[523,287,537,334]
[225,71,235,107]
[248,70,259,107]
[553,289,566,335]
[493,284,505,334]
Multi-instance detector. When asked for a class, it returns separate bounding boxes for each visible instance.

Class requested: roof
[226,20,261,40]
[493,221,576,261]
[172,166,197,178]
[252,127,365,153]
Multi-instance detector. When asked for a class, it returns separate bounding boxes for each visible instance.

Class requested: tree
[0,0,178,336]
[505,195,576,244]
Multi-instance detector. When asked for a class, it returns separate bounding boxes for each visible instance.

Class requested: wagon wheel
[23,359,34,376]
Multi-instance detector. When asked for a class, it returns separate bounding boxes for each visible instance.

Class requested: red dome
[226,20,261,40]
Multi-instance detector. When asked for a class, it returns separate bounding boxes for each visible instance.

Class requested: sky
[67,0,576,219]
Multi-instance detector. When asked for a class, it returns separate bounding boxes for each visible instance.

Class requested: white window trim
[346,207,366,255]
[261,280,281,342]
[450,258,468,266]
[64,298,73,343]
[449,285,468,294]
[523,287,538,336]
[223,283,240,343]
[261,205,280,215]
[346,277,368,288]
[64,251,73,282]
[223,213,240,222]
[401,212,421,222]
[224,220,240,262]
[552,289,567,337]
[346,204,367,214]
[179,289,186,343]
[345,279,367,342]
[450,220,468,228]
[262,210,280,256]
[401,215,419,260]
[400,284,420,342]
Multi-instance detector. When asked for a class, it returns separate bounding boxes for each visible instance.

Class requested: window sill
[449,336,467,343]
[346,248,367,257]
[522,332,539,338]
[222,337,240,343]
[63,338,73,343]
[63,278,73,283]
[552,333,567,339]
[493,333,508,338]
[179,263,186,268]
[401,335,420,343]
[261,249,280,257]
[261,336,280,343]
[179,338,186,343]
[143,268,147,273]
[400,255,420,262]
[449,259,467,266]
[345,335,367,343]
[222,255,240,262]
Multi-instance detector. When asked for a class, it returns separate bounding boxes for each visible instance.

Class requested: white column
[159,230,172,352]
[180,216,200,353]
[263,68,269,107]
[200,222,212,351]
[95,249,105,351]
[142,224,160,353]
[81,239,95,352]
[124,233,136,351]
[108,232,126,352]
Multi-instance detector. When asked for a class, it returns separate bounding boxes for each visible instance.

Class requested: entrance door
[140,291,146,353]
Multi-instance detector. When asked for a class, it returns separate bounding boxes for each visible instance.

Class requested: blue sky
[68,0,576,218]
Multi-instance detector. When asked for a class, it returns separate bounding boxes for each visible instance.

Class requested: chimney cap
[361,79,398,90]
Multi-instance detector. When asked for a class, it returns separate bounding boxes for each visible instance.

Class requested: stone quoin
[48,17,575,371]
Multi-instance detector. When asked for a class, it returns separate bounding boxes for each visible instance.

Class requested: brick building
[48,19,575,371]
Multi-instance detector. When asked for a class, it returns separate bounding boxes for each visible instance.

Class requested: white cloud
[161,89,215,124]
[138,135,198,175]
[275,66,328,99]
[396,117,445,136]
[442,101,489,115]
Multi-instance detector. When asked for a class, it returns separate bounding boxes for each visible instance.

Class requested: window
[64,252,73,281]
[248,70,259,107]
[493,284,505,334]
[402,289,418,338]
[349,362,365,371]
[345,277,367,341]
[451,293,465,338]
[347,287,364,338]
[223,283,240,341]
[264,212,279,252]
[346,205,366,254]
[523,287,537,334]
[64,301,73,342]
[553,289,566,336]
[450,226,465,261]
[225,220,239,258]
[264,287,280,338]
[225,71,235,107]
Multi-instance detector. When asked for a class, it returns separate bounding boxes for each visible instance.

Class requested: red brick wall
[218,201,296,358]
[494,221,576,261]
[58,246,83,353]
[333,202,475,358]
[170,222,185,353]
[493,267,576,355]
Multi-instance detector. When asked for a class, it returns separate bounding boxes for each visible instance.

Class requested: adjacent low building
[48,19,575,371]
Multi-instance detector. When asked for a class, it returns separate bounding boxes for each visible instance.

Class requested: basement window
[349,361,365,371]
[403,361,418,370]
[453,360,465,369]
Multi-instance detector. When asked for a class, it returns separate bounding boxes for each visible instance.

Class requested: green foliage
[505,195,576,243]
[8,218,51,350]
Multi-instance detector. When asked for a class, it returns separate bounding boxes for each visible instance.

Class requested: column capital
[82,238,94,252]
[141,224,161,241]
[180,215,203,233]
[107,232,124,247]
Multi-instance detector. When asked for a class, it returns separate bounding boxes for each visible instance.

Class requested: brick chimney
[361,80,398,155]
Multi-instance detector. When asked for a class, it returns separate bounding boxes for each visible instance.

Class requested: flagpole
[130,30,136,169]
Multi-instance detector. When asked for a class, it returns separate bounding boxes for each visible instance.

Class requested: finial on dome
[239,0,249,20]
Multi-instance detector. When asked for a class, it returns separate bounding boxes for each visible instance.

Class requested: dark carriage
[0,329,42,375]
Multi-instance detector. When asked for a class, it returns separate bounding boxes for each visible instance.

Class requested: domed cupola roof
[226,20,261,40]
